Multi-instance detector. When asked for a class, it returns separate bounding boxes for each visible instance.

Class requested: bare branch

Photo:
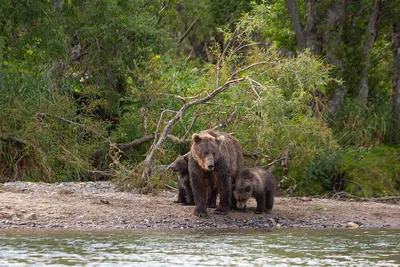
[117,134,156,151]
[213,110,236,129]
[232,61,272,79]
[263,157,287,168]
[155,0,169,25]
[177,18,198,44]
[232,42,261,55]
[109,152,130,175]
[332,191,400,203]
[247,78,261,99]
[141,107,147,136]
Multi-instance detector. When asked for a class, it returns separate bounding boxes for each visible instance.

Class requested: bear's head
[168,154,189,173]
[233,169,254,209]
[191,132,224,171]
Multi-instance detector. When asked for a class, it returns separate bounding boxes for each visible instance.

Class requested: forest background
[1,0,399,197]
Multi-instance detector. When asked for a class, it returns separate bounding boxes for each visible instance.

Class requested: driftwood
[332,191,400,203]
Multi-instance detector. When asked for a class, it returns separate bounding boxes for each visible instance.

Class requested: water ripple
[0,229,399,266]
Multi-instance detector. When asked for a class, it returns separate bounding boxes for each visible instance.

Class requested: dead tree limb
[177,18,198,44]
[332,191,400,202]
[117,134,156,151]
[141,107,147,136]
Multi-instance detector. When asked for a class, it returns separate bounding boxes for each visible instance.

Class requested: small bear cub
[168,154,194,205]
[233,168,276,213]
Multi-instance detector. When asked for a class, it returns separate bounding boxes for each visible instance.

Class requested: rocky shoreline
[0,182,399,230]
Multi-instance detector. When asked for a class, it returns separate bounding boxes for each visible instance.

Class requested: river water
[0,228,399,266]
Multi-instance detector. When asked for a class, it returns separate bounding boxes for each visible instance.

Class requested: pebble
[345,222,360,228]
[25,213,38,220]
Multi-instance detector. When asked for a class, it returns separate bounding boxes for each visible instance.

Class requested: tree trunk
[286,0,306,51]
[392,23,400,143]
[357,0,382,104]
[325,1,347,117]
[304,0,322,54]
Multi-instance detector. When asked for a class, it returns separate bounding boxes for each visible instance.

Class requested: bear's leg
[183,174,195,206]
[214,171,231,215]
[230,182,237,210]
[265,189,274,211]
[254,191,266,214]
[190,172,208,217]
[207,187,217,208]
[176,187,186,203]
[175,175,186,203]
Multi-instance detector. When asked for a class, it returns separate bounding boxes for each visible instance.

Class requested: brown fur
[233,168,276,213]
[189,130,243,217]
[168,154,194,205]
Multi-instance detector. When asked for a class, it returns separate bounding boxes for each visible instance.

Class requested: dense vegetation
[1,0,399,197]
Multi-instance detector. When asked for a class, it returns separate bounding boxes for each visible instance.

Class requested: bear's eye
[212,152,216,156]
[204,152,209,155]
[245,186,251,192]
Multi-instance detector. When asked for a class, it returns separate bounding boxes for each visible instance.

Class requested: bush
[340,145,400,197]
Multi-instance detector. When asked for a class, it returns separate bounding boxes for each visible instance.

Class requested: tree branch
[177,18,198,44]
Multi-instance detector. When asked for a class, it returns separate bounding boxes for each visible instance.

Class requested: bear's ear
[216,135,225,144]
[192,134,201,143]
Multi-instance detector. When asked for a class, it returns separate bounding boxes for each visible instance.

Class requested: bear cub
[168,154,194,205]
[233,168,276,213]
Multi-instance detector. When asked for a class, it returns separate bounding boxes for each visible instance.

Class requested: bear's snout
[203,156,215,171]
[236,201,246,209]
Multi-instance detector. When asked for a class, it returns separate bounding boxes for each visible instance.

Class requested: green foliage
[304,149,343,194]
[332,100,391,148]
[340,145,400,197]
[261,0,298,51]
[208,0,257,28]
[0,71,108,182]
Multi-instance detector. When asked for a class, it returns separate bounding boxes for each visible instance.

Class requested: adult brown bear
[189,129,243,217]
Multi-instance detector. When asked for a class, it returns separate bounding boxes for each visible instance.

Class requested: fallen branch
[264,156,287,168]
[332,191,400,202]
[117,134,156,151]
